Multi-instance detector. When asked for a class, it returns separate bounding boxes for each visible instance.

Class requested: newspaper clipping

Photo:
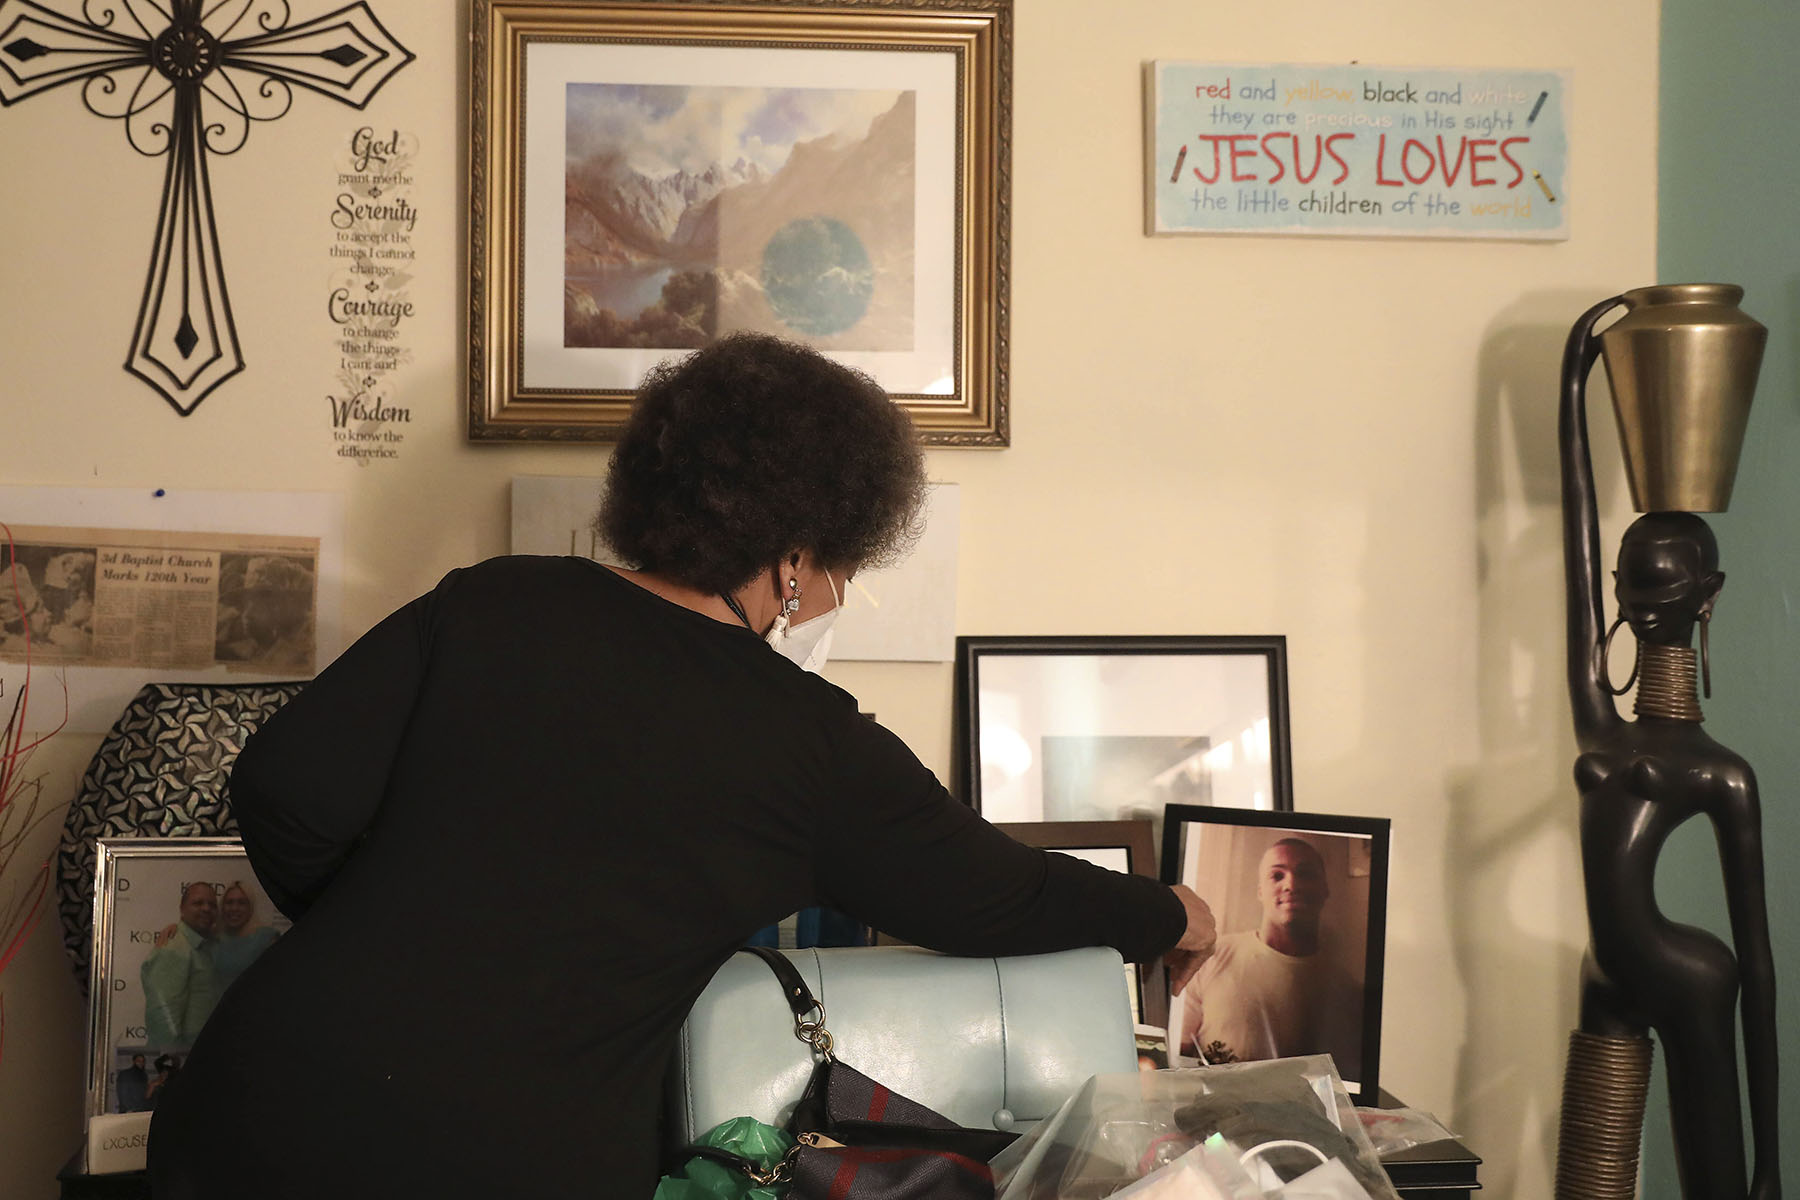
[0,526,319,675]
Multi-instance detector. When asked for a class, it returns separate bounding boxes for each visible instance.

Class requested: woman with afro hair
[150,334,1216,1200]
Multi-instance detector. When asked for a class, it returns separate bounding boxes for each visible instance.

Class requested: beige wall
[0,2,1653,1195]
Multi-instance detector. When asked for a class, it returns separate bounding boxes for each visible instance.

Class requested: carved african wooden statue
[1554,286,1778,1200]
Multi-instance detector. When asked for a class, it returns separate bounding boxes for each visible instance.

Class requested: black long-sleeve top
[148,557,1185,1199]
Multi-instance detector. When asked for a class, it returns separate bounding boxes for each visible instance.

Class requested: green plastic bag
[654,1115,795,1200]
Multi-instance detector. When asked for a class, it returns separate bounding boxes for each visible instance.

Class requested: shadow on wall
[1443,289,1633,1195]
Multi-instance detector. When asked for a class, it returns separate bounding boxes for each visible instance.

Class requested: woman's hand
[1165,885,1217,995]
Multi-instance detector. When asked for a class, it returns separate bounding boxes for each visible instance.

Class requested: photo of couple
[92,843,291,1117]
[139,879,283,1052]
[111,1050,184,1115]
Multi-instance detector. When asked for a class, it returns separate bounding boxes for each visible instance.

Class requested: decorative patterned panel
[58,681,305,995]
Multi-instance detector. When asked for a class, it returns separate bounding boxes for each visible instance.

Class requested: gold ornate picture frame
[469,0,1011,445]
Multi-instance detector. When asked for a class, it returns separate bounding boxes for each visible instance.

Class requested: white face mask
[768,571,841,673]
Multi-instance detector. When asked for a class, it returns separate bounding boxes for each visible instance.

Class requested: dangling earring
[1699,605,1714,699]
[1599,613,1639,696]
[765,577,800,645]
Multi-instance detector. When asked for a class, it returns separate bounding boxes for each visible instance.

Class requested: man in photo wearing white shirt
[1180,838,1361,1079]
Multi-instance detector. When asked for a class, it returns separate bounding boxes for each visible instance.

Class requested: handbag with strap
[690,946,1019,1199]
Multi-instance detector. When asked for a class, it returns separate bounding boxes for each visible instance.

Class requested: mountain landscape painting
[564,83,916,351]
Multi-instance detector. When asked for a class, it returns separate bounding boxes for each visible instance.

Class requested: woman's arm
[228,581,447,919]
[1166,886,1218,991]
[813,716,1188,962]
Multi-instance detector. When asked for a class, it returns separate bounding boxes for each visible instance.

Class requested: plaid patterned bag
[697,947,1017,1199]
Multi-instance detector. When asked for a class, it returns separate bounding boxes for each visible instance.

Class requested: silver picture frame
[86,838,289,1119]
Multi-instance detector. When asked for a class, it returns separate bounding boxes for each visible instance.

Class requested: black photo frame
[953,635,1294,819]
[1160,805,1390,1098]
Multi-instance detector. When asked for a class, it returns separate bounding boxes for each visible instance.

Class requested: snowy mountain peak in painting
[566,155,764,263]
[565,87,915,351]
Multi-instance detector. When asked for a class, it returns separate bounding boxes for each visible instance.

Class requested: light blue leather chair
[668,945,1139,1146]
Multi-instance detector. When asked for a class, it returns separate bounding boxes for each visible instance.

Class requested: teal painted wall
[1653,5,1800,1194]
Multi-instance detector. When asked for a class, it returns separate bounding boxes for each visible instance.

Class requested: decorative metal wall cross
[0,0,413,415]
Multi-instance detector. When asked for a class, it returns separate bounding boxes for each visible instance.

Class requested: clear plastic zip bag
[991,1056,1400,1200]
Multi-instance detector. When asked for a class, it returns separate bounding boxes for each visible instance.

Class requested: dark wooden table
[1375,1089,1484,1198]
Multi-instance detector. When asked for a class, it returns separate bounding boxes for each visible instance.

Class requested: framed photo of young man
[1161,806,1389,1097]
[86,839,290,1118]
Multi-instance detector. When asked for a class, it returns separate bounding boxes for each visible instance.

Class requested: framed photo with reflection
[954,635,1293,836]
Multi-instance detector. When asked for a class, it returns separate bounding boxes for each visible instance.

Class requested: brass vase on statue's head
[1597,283,1767,513]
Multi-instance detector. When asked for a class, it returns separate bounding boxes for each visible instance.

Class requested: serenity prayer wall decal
[0,0,414,415]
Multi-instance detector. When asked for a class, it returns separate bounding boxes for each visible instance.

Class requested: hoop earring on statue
[1599,613,1639,696]
[765,578,801,646]
[1700,608,1714,699]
